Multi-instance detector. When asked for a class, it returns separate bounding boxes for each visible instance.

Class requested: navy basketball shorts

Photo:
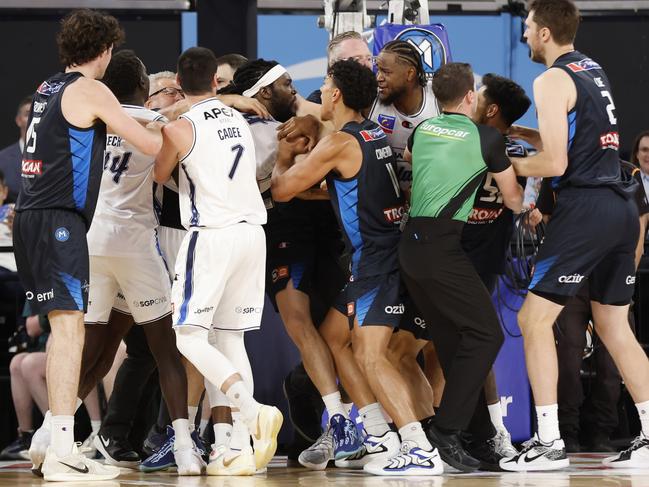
[13,209,90,315]
[334,269,405,329]
[529,187,639,305]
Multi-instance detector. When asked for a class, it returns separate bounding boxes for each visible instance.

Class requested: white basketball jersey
[88,105,166,257]
[179,98,266,229]
[369,82,439,191]
[243,114,281,209]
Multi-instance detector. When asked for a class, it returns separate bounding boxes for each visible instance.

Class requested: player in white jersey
[370,40,440,193]
[56,50,200,475]
[154,47,283,476]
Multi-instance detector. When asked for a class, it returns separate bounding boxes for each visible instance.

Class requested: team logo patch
[54,227,70,242]
[566,58,601,73]
[600,131,619,150]
[347,302,355,316]
[37,80,65,96]
[22,159,42,175]
[377,114,396,134]
[272,266,289,283]
[360,127,387,142]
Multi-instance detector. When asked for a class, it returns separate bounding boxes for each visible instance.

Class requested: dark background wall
[0,12,182,150]
[576,15,649,158]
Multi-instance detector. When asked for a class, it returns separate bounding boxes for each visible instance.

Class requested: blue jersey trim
[290,262,305,289]
[59,271,84,311]
[178,232,199,324]
[356,286,379,325]
[529,255,559,290]
[567,111,577,150]
[334,179,363,275]
[181,163,200,227]
[68,128,94,210]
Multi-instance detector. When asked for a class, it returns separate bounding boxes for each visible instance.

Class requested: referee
[399,62,523,471]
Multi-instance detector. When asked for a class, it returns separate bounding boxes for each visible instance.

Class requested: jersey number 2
[600,91,617,125]
[229,144,244,180]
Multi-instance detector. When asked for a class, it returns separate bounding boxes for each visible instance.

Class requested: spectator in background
[0,170,16,273]
[0,97,31,201]
[215,53,248,91]
[632,130,649,197]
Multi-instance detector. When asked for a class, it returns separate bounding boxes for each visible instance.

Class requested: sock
[536,404,560,443]
[90,420,101,435]
[188,406,199,430]
[488,402,505,431]
[199,419,209,436]
[172,418,193,450]
[51,415,75,457]
[225,381,260,427]
[398,422,433,451]
[213,423,233,448]
[230,411,251,451]
[43,410,52,431]
[636,400,649,437]
[343,402,354,417]
[359,403,390,436]
[322,391,347,419]
[380,404,393,424]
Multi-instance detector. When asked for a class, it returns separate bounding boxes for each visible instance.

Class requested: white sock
[536,404,560,443]
[51,415,75,457]
[380,404,393,424]
[43,410,52,431]
[213,423,233,448]
[398,422,432,451]
[636,400,649,437]
[488,402,505,431]
[172,418,193,450]
[90,420,101,435]
[322,391,347,419]
[359,403,390,436]
[188,406,199,430]
[225,381,260,427]
[199,419,209,436]
[230,411,251,451]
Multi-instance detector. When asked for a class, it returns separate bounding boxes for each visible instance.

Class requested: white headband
[242,64,288,98]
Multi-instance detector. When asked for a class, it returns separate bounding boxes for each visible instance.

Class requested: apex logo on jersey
[566,58,602,73]
[22,159,42,176]
[377,114,396,134]
[600,131,620,150]
[37,80,65,96]
[383,204,407,224]
[360,126,387,142]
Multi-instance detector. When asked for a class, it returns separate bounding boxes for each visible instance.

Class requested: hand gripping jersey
[369,82,439,191]
[87,105,166,258]
[550,51,622,191]
[178,98,266,229]
[326,119,407,279]
[16,72,106,226]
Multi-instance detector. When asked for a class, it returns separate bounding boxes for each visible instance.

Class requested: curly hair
[481,73,531,127]
[327,59,377,112]
[57,9,124,68]
[229,59,279,96]
[102,50,147,102]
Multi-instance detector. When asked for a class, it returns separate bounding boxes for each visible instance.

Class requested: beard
[269,98,296,123]
[528,43,546,65]
[379,85,407,107]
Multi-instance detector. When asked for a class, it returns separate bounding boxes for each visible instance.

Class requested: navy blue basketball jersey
[16,72,106,227]
[550,51,620,190]
[326,119,406,279]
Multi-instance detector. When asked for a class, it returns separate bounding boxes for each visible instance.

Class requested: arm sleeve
[477,124,511,173]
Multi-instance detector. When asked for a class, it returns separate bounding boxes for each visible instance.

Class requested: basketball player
[499,0,649,471]
[272,60,442,476]
[15,10,160,482]
[153,46,283,475]
[216,53,248,91]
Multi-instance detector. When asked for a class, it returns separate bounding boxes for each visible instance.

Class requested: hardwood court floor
[1,454,648,486]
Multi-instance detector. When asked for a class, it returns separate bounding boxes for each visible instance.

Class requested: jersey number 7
[229,144,244,180]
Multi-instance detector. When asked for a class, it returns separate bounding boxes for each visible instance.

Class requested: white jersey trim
[178,115,197,163]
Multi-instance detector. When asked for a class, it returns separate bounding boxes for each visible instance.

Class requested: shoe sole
[207,460,256,476]
[140,462,175,472]
[363,464,444,476]
[252,406,284,469]
[93,436,140,470]
[336,452,392,469]
[298,455,329,470]
[438,451,479,473]
[43,468,121,482]
[500,458,570,472]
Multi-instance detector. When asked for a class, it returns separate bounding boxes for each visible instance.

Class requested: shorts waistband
[403,217,464,242]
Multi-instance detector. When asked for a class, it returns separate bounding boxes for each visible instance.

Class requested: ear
[486,103,499,119]
[540,26,552,42]
[211,73,218,92]
[331,86,342,104]
[407,66,416,83]
[259,85,273,101]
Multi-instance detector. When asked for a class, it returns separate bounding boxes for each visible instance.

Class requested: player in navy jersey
[272,60,442,476]
[499,0,649,471]
[13,10,161,482]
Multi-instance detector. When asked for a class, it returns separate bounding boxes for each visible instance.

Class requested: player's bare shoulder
[61,76,112,128]
[535,67,577,109]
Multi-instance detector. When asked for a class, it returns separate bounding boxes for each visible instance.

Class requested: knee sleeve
[211,330,253,395]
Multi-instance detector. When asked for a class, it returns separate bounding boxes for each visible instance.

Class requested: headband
[242,64,287,98]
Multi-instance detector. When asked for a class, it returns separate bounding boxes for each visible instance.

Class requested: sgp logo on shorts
[235,306,262,314]
[384,304,405,314]
[133,296,167,308]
